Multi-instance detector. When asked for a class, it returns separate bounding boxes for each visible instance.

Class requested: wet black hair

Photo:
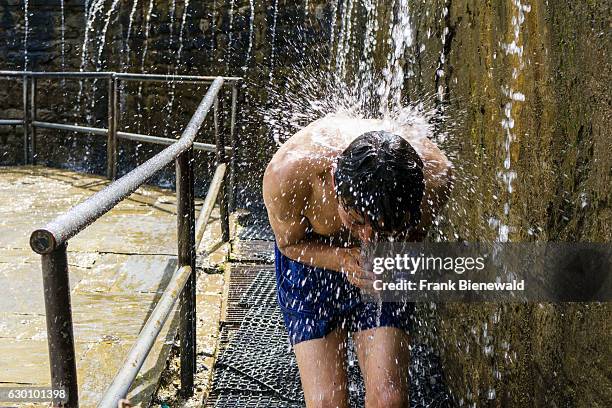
[334,130,425,234]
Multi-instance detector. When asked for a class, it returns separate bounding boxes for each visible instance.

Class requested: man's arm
[263,164,373,288]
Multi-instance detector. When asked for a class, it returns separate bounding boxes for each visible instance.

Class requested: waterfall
[378,0,413,116]
[80,0,105,73]
[60,0,66,72]
[23,0,29,70]
[244,0,255,70]
[137,0,156,135]
[497,0,531,242]
[177,0,191,69]
[268,0,279,83]
[96,0,121,70]
[124,0,140,71]
[328,0,339,70]
[226,0,236,72]
[334,0,355,81]
[355,0,379,110]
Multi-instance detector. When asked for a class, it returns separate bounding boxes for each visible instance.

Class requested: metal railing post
[214,95,230,242]
[30,76,37,164]
[107,75,118,180]
[176,148,196,397]
[41,242,78,408]
[22,74,30,164]
[228,84,238,211]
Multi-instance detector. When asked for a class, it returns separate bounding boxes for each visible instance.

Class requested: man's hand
[340,248,376,292]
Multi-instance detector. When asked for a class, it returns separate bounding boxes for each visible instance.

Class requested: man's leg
[353,326,410,408]
[293,327,350,408]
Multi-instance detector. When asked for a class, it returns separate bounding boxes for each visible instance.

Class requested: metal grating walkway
[206,217,452,407]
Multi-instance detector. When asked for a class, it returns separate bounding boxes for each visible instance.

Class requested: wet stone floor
[0,166,227,407]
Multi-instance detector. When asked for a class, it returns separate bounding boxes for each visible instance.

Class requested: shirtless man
[263,113,452,408]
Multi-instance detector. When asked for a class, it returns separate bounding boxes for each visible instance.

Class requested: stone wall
[0,0,610,406]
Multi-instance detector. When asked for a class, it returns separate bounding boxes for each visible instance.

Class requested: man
[263,113,452,408]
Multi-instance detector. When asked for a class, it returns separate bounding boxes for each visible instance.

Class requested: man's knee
[366,384,407,408]
[306,386,348,408]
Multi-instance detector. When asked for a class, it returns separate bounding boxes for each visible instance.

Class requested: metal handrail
[0,70,241,82]
[98,163,227,408]
[30,77,223,254]
[0,71,241,183]
[26,75,235,407]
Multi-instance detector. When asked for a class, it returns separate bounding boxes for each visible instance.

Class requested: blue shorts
[274,244,414,345]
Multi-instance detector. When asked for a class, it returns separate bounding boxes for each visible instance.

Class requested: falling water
[23,0,29,70]
[124,0,140,71]
[140,0,155,74]
[176,0,191,68]
[80,0,106,73]
[355,0,379,109]
[497,0,530,242]
[244,0,255,70]
[164,0,178,137]
[378,0,413,116]
[137,0,156,136]
[96,0,121,70]
[226,0,235,72]
[60,0,66,72]
[334,0,355,81]
[268,0,279,83]
[435,5,450,103]
[328,0,339,70]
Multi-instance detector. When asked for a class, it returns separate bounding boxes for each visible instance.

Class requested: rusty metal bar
[32,121,108,136]
[214,95,230,242]
[0,119,24,126]
[0,71,241,82]
[22,74,29,164]
[29,77,224,255]
[107,75,118,180]
[117,131,232,153]
[228,84,238,211]
[97,265,192,408]
[30,121,232,153]
[176,148,196,396]
[195,163,227,245]
[30,76,37,164]
[41,242,78,408]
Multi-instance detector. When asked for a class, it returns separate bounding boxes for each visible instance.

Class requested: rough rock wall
[406,1,611,406]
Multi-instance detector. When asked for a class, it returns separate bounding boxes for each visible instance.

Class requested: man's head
[333,131,425,241]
